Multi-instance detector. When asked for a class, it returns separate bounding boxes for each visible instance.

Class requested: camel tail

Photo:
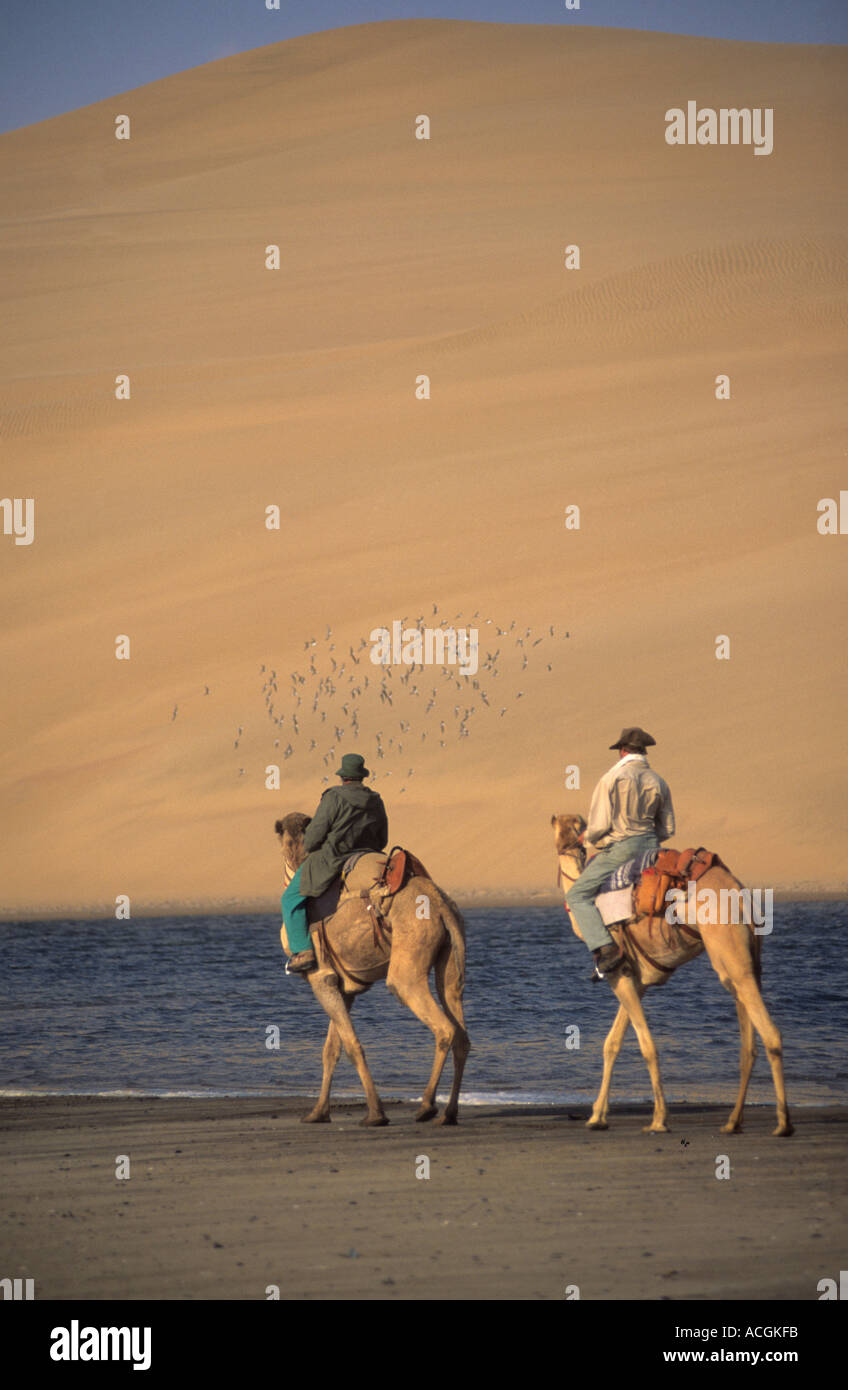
[732,867,764,987]
[434,888,466,996]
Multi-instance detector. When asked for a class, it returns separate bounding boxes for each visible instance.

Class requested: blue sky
[1,1,845,133]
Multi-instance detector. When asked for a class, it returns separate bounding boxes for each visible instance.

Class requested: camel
[552,813,792,1137]
[275,813,469,1126]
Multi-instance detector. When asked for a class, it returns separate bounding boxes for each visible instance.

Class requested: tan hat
[609,726,656,752]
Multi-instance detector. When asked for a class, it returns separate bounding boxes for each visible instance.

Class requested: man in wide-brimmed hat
[565,727,675,981]
[283,753,389,973]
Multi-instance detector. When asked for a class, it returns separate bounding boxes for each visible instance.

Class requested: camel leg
[434,943,470,1125]
[307,972,387,1127]
[387,966,460,1124]
[301,995,355,1124]
[733,975,793,1135]
[720,999,757,1134]
[587,1001,633,1130]
[699,929,793,1137]
[608,973,669,1132]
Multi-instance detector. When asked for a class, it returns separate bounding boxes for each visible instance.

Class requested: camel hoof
[643,1123,670,1133]
[586,1119,608,1130]
[415,1105,438,1123]
[436,1112,458,1127]
[360,1114,389,1127]
[720,1122,741,1134]
[301,1110,330,1124]
[773,1123,794,1137]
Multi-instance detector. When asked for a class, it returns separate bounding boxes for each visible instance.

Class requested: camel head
[274,812,311,873]
[551,812,586,858]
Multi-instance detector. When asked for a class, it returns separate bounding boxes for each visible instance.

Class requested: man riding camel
[283,753,389,974]
[566,727,675,981]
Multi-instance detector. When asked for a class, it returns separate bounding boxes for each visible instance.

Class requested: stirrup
[590,948,627,982]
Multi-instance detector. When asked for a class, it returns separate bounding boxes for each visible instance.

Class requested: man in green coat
[283,753,389,973]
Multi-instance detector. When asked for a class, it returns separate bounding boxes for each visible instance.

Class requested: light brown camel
[552,813,792,1137]
[276,813,469,1127]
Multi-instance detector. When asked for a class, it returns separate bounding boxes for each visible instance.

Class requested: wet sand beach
[1,1095,844,1301]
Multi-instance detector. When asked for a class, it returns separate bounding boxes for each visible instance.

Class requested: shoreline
[2,1095,844,1300]
[2,1090,846,1108]
[2,888,847,922]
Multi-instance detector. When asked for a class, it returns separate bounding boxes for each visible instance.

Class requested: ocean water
[1,904,846,1108]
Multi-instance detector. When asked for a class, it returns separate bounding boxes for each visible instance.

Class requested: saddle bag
[633,846,723,920]
[633,865,675,920]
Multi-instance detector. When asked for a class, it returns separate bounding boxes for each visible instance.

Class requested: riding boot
[287,948,317,974]
[590,943,628,981]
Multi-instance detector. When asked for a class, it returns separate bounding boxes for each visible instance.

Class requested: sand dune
[432,237,848,358]
[0,21,845,914]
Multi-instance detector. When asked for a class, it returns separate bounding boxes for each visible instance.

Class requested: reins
[557,847,585,888]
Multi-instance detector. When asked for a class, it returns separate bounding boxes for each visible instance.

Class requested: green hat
[336,752,369,780]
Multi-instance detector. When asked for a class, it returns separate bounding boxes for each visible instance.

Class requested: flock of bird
[173,606,569,794]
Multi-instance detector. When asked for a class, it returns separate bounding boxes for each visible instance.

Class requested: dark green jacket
[299,782,389,897]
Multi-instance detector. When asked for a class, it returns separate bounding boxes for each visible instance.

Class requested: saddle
[306,847,431,929]
[632,846,723,921]
[380,846,431,896]
[564,845,726,980]
[308,846,431,976]
[594,845,723,926]
[339,846,430,901]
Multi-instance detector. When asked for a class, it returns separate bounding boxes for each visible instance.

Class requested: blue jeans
[282,865,311,953]
[566,833,659,952]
